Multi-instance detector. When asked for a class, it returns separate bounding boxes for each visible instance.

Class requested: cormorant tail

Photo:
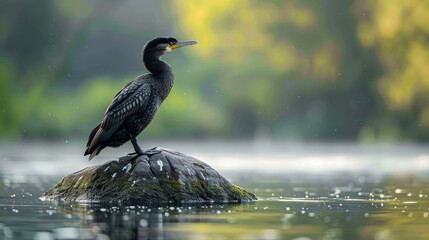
[88,146,101,161]
[84,121,123,160]
[84,126,105,161]
[86,123,101,147]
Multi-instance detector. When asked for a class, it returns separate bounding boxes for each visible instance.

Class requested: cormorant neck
[143,52,171,74]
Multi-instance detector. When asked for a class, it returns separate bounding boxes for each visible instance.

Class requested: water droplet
[140,219,148,227]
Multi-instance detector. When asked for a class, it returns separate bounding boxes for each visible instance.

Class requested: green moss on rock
[43,148,257,204]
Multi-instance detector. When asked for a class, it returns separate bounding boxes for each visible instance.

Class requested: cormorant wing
[102,81,151,129]
[107,81,141,113]
[86,82,151,154]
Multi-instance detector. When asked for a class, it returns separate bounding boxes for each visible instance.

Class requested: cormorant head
[143,37,197,60]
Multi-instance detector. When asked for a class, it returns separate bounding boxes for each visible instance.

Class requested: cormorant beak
[168,41,197,51]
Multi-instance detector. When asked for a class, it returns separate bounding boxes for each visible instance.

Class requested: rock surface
[43,148,257,204]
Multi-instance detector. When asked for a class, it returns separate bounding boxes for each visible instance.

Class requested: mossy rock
[42,148,257,204]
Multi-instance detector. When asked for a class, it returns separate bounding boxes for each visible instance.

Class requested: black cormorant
[84,37,197,160]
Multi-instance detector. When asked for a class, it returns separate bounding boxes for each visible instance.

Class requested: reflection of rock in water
[52,204,222,240]
[43,148,256,204]
[95,207,171,240]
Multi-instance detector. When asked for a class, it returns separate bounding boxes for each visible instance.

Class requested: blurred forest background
[0,0,428,142]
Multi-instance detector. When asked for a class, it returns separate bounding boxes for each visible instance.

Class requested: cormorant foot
[143,147,162,156]
[127,150,145,159]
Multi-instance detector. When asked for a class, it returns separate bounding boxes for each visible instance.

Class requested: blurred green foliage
[0,0,428,141]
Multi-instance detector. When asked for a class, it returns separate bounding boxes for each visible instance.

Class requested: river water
[1,140,429,239]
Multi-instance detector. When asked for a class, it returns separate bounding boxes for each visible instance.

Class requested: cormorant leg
[130,137,144,155]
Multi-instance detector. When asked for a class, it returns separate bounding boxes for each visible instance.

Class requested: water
[1,141,429,239]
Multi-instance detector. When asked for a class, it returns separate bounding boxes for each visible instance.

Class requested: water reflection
[53,203,234,240]
[1,142,429,239]
[1,171,429,240]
